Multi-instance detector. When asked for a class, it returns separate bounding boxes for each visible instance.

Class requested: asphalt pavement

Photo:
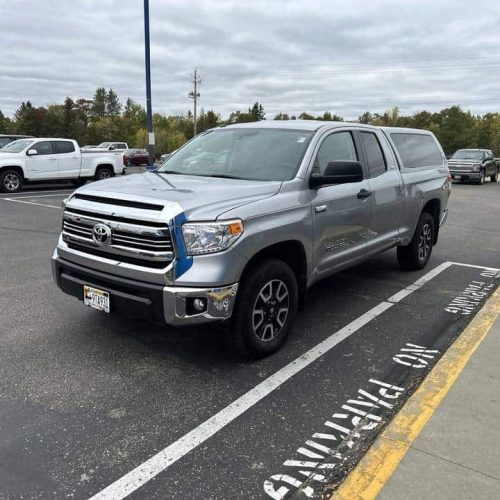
[0,177,499,499]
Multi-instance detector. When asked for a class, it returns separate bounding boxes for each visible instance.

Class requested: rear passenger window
[360,132,386,177]
[390,133,443,169]
[54,141,75,153]
[314,131,358,175]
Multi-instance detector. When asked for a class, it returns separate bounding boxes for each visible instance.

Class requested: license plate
[454,175,461,180]
[84,285,110,313]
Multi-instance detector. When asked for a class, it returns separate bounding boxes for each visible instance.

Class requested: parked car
[0,138,125,193]
[123,149,149,166]
[160,151,174,163]
[87,142,129,152]
[447,148,498,184]
[52,121,450,358]
[0,134,33,149]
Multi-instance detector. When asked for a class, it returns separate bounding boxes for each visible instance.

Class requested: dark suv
[0,134,33,149]
[448,148,498,184]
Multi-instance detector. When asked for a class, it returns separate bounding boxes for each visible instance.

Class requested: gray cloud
[1,0,500,119]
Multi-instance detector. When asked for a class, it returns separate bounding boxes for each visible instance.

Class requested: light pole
[143,0,155,169]
[189,68,201,137]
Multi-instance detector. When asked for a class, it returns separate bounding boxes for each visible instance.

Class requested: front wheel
[491,168,498,182]
[0,169,23,193]
[397,212,435,271]
[229,259,298,359]
[478,170,485,185]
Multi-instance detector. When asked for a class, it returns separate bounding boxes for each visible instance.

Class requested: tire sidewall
[232,259,298,358]
[0,170,23,193]
[414,212,435,268]
[96,168,113,181]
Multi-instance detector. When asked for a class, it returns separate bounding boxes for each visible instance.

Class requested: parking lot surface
[0,179,499,499]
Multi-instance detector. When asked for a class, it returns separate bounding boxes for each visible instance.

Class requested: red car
[123,149,149,166]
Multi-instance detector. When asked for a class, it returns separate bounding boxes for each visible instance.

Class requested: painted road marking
[332,286,500,500]
[87,262,467,500]
[0,198,61,209]
[0,189,73,198]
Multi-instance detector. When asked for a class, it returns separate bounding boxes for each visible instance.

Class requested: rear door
[309,129,371,278]
[359,129,405,255]
[52,140,80,178]
[25,141,58,180]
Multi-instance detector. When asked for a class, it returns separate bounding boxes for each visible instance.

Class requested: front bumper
[52,256,238,327]
[450,171,480,180]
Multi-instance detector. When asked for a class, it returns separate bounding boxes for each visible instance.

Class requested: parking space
[0,181,499,499]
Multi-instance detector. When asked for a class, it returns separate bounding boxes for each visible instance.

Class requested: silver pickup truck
[52,121,450,357]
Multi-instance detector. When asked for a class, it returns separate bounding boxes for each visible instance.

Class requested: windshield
[97,142,111,148]
[452,150,483,160]
[158,128,313,181]
[0,139,34,153]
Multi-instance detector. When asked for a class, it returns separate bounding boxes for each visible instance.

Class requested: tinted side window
[390,133,443,169]
[32,141,53,155]
[54,141,75,153]
[314,131,358,175]
[360,132,386,177]
[0,138,10,148]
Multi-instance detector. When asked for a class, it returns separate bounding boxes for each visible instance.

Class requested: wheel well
[0,165,24,179]
[96,164,114,172]
[422,199,440,245]
[242,241,308,309]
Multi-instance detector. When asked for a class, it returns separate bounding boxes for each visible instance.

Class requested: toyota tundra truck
[0,138,125,193]
[52,121,450,358]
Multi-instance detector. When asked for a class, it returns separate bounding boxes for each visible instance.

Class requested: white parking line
[0,189,73,198]
[1,198,60,209]
[6,192,72,199]
[88,261,476,500]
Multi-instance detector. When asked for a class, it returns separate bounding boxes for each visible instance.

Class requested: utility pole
[189,68,201,136]
[143,0,155,169]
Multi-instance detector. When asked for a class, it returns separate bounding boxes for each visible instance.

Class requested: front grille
[447,162,478,172]
[62,207,174,268]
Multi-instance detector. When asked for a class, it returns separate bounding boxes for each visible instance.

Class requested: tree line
[1,87,499,156]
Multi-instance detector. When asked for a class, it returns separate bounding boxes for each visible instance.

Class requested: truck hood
[75,172,281,221]
[0,152,22,163]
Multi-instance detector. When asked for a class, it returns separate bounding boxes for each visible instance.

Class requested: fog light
[193,298,206,311]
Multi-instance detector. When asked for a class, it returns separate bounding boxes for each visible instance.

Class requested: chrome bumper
[163,283,238,326]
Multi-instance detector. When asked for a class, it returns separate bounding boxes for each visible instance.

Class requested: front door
[309,130,371,279]
[25,141,58,180]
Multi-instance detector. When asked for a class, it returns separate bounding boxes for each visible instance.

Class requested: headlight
[182,220,244,255]
[472,163,481,171]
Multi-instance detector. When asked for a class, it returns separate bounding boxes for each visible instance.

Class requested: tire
[0,169,23,193]
[478,170,485,185]
[397,212,435,271]
[491,168,498,183]
[228,259,298,359]
[127,159,133,167]
[95,167,114,181]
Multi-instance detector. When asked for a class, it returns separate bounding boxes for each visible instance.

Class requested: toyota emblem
[92,223,112,246]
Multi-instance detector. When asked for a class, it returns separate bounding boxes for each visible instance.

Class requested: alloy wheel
[418,223,432,261]
[252,279,290,342]
[4,173,20,192]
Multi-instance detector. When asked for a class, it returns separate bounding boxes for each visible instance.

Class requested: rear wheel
[0,169,23,193]
[228,259,298,359]
[397,212,435,271]
[95,167,114,181]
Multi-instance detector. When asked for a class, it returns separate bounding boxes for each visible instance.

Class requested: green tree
[90,87,107,119]
[106,89,121,116]
[249,102,265,121]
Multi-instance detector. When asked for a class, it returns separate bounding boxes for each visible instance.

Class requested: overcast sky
[2,0,500,120]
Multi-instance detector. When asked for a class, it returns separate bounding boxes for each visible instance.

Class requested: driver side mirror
[109,145,116,150]
[27,149,38,156]
[309,161,364,188]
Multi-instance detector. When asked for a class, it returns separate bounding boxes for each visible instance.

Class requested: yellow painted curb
[332,285,500,500]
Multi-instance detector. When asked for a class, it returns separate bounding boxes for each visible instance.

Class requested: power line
[189,68,201,136]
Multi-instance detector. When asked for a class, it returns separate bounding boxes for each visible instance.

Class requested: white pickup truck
[0,138,125,193]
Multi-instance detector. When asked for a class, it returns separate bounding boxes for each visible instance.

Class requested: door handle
[315,205,327,213]
[357,189,372,199]
[49,157,57,161]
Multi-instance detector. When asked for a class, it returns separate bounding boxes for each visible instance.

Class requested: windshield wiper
[199,174,245,180]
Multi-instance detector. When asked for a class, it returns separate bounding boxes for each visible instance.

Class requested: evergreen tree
[106,89,121,116]
[90,87,107,119]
